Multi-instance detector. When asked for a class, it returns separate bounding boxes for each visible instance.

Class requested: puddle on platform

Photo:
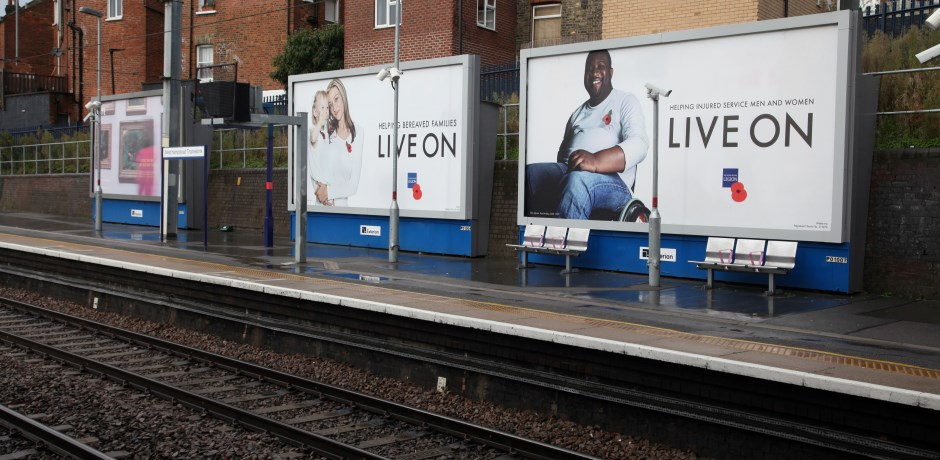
[865,300,940,325]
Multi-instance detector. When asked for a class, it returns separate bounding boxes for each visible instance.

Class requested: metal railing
[862,0,940,37]
[209,126,290,169]
[0,140,92,176]
[498,103,519,160]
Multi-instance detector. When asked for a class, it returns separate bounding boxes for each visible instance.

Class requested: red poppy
[413,185,423,200]
[346,142,352,153]
[731,182,747,202]
[603,110,612,126]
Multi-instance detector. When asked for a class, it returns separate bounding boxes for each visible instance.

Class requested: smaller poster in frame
[99,124,112,169]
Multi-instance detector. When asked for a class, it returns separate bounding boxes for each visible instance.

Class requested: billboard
[521,12,858,243]
[95,91,163,199]
[289,56,477,219]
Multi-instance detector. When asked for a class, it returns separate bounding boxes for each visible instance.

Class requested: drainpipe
[458,0,463,55]
[189,0,194,78]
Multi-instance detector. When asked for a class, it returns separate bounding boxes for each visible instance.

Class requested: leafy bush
[862,27,940,148]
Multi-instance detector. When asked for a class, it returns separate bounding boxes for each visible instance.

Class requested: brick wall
[186,1,291,90]
[0,0,55,75]
[207,169,292,236]
[516,0,602,50]
[487,160,520,258]
[864,149,940,299]
[345,0,516,69]
[0,175,91,218]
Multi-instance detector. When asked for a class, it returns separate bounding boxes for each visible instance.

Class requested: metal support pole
[264,123,274,247]
[648,93,661,287]
[161,0,182,239]
[79,7,103,232]
[389,0,402,263]
[295,114,308,264]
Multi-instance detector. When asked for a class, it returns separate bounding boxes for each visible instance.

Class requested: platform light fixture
[80,6,104,232]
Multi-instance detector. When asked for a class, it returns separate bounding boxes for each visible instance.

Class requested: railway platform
[0,211,937,411]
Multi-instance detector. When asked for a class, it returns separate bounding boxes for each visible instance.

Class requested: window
[375,0,399,28]
[107,0,122,19]
[532,4,561,47]
[198,0,216,12]
[477,0,495,30]
[324,0,339,23]
[197,45,214,82]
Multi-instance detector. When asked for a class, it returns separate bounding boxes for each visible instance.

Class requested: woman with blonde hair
[314,78,363,206]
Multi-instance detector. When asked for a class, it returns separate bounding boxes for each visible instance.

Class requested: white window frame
[198,0,217,13]
[324,0,339,23]
[477,0,496,30]
[532,4,562,46]
[107,0,122,20]
[375,0,400,29]
[197,45,214,82]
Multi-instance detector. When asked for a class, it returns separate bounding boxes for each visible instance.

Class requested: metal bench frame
[507,226,590,274]
[690,237,798,295]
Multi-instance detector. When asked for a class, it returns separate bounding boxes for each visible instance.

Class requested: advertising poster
[524,21,845,242]
[96,95,163,198]
[291,62,468,217]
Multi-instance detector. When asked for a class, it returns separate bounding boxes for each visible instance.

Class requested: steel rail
[0,299,597,460]
[3,288,937,459]
[0,403,114,460]
[0,317,384,460]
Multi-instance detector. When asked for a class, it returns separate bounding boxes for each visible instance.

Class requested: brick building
[515,0,836,52]
[343,0,517,69]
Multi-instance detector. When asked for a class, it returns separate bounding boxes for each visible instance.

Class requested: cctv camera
[83,112,95,123]
[388,68,402,79]
[916,42,940,64]
[927,8,940,30]
[645,83,672,98]
[85,99,101,110]
[377,68,390,81]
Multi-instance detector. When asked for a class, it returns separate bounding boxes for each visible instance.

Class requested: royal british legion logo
[722,168,739,188]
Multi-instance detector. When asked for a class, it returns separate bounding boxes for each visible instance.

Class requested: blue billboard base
[292,212,483,257]
[517,228,853,293]
[95,199,189,228]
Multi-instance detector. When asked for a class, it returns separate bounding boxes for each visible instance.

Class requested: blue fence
[863,0,940,37]
[480,62,519,101]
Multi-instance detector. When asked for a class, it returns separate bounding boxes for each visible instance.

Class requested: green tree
[270,25,344,89]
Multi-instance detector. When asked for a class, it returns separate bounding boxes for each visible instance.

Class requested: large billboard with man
[522,12,858,244]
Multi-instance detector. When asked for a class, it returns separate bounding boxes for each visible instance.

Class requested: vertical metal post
[161,0,182,239]
[295,113,308,264]
[648,94,661,288]
[264,123,274,247]
[389,0,402,263]
[92,14,102,232]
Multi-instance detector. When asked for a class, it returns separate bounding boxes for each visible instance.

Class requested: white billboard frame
[518,11,861,244]
[92,90,164,202]
[287,55,480,221]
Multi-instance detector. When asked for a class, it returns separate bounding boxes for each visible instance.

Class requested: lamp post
[80,6,103,232]
[645,83,671,288]
[377,0,403,263]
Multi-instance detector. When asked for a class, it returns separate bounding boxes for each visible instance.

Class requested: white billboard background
[97,95,163,198]
[292,63,467,216]
[525,23,841,240]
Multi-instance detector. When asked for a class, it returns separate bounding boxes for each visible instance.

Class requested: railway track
[0,401,111,459]
[0,298,594,460]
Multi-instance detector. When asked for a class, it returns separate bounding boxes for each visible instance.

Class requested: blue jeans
[525,162,633,220]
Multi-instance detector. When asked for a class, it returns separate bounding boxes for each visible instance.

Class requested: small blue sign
[407,172,417,189]
[722,168,739,188]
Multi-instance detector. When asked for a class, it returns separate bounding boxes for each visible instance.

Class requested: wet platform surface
[1,212,938,405]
